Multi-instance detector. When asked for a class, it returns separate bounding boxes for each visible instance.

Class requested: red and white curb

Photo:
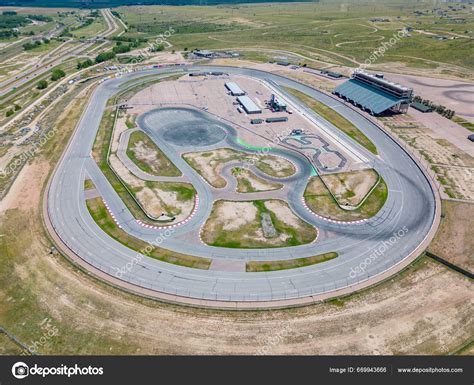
[198,224,206,245]
[103,199,123,229]
[301,197,368,225]
[136,194,200,230]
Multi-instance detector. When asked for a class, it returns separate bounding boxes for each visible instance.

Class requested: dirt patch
[322,169,378,207]
[110,154,194,221]
[136,182,196,221]
[111,114,131,153]
[304,175,388,221]
[428,200,473,273]
[255,155,296,178]
[0,160,48,214]
[264,200,301,229]
[183,148,295,188]
[201,200,316,248]
[134,182,195,221]
[183,148,240,188]
[127,130,181,177]
[219,201,258,231]
[233,168,282,193]
[109,154,142,188]
[382,116,474,201]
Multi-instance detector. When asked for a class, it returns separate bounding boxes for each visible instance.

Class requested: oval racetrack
[46,65,439,307]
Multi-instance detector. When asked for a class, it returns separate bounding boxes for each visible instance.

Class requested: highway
[46,65,439,305]
[0,9,120,98]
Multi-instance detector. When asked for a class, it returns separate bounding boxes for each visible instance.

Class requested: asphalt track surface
[47,65,437,304]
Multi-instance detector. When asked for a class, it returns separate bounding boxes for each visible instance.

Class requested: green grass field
[246,252,338,272]
[71,17,107,38]
[116,2,474,71]
[452,115,474,132]
[304,175,388,221]
[202,199,317,248]
[84,179,95,190]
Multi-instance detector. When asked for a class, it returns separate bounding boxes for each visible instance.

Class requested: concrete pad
[209,258,246,272]
[84,188,101,200]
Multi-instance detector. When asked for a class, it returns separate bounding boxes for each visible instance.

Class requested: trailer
[266,116,288,123]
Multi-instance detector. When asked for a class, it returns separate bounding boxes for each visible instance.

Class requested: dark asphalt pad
[162,121,226,147]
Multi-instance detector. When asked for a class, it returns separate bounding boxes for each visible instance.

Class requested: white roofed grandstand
[334,70,413,115]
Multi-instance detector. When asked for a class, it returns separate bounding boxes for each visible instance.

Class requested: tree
[14,104,21,111]
[23,42,36,50]
[6,109,14,117]
[95,51,116,63]
[112,44,131,54]
[51,68,66,81]
[77,58,94,69]
[37,79,48,89]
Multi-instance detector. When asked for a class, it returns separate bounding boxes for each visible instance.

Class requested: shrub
[112,44,132,54]
[37,79,48,89]
[51,68,66,81]
[77,58,94,69]
[95,51,116,63]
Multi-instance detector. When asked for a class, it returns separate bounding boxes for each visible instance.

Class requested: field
[1,199,471,354]
[183,148,295,188]
[321,169,379,207]
[70,15,106,39]
[233,167,283,193]
[117,2,474,75]
[126,130,182,177]
[0,34,471,359]
[428,200,473,273]
[304,174,388,221]
[381,114,474,200]
[246,252,337,272]
[201,199,317,248]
